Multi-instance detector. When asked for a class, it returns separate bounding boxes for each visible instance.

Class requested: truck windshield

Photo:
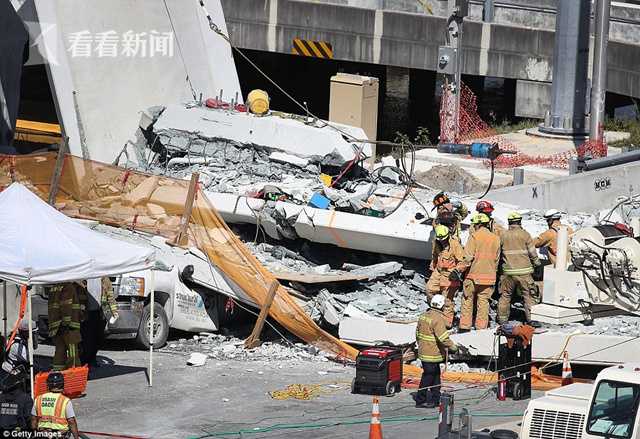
[587,380,640,439]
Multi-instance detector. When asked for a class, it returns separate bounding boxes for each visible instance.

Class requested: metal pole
[454,18,463,142]
[3,282,6,337]
[26,287,35,399]
[590,0,611,144]
[148,269,155,387]
[483,0,494,22]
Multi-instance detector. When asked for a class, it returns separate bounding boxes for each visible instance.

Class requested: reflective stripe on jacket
[35,392,69,431]
[501,225,540,275]
[430,237,465,287]
[48,283,83,337]
[462,227,500,285]
[416,309,457,362]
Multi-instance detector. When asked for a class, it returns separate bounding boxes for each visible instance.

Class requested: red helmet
[476,200,494,214]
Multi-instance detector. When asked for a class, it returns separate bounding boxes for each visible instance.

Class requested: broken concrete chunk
[351,262,403,280]
[269,152,309,168]
[187,352,208,366]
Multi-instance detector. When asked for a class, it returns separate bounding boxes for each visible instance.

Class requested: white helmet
[430,294,446,310]
[544,209,562,220]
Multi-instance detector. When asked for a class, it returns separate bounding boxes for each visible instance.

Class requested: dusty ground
[32,341,537,439]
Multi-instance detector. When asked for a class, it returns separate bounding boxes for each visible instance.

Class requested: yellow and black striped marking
[291,38,333,59]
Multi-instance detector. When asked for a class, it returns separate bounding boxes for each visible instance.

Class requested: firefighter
[534,209,574,266]
[415,294,463,408]
[48,283,84,370]
[31,372,80,439]
[426,225,465,328]
[459,213,501,331]
[81,277,119,368]
[498,212,542,324]
[470,200,505,237]
[432,191,468,240]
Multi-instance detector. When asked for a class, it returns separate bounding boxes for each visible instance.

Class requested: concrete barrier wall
[489,161,640,214]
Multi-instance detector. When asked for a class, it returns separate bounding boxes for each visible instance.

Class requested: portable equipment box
[352,346,403,396]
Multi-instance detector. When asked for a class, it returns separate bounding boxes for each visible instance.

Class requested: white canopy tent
[0,183,157,396]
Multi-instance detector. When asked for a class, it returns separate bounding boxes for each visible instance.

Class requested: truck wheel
[136,302,169,349]
[385,381,395,396]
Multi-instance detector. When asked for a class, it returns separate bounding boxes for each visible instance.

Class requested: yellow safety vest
[35,392,70,431]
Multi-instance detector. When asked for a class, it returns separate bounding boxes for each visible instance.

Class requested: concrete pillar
[540,0,591,136]
[382,66,410,140]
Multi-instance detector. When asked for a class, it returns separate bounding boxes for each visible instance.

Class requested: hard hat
[430,294,446,310]
[507,211,523,222]
[435,225,450,241]
[477,213,491,224]
[471,213,491,224]
[476,200,494,214]
[544,209,562,220]
[17,319,29,333]
[432,191,450,209]
[47,372,65,391]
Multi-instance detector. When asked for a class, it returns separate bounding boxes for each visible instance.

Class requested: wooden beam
[172,172,199,246]
[48,137,69,206]
[244,280,279,349]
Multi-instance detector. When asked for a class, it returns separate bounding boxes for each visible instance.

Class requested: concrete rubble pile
[247,242,430,323]
[161,332,332,365]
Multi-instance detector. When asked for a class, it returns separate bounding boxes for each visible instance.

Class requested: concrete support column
[382,66,410,140]
[540,0,591,136]
[589,0,611,142]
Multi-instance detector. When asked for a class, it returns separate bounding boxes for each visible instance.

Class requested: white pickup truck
[31,223,258,348]
[519,363,640,439]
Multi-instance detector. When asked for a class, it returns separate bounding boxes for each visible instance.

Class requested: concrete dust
[415,164,485,194]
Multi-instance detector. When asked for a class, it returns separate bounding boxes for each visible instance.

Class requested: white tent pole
[148,270,155,387]
[27,286,35,399]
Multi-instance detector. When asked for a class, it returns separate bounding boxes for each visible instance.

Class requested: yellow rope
[269,382,349,401]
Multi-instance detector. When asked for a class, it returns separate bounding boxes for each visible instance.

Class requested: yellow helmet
[434,225,450,240]
[472,213,491,224]
[507,211,523,222]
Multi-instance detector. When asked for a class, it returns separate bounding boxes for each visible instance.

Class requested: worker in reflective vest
[459,213,501,331]
[48,283,84,370]
[31,372,79,439]
[426,225,465,328]
[415,295,460,408]
[498,212,542,324]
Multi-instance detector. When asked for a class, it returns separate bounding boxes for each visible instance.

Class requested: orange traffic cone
[369,396,383,439]
[561,351,573,386]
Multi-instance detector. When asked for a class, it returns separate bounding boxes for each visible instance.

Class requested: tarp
[0,1,29,148]
[0,153,360,361]
[0,182,155,284]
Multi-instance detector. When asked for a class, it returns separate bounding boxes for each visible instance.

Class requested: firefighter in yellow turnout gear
[48,283,85,370]
[498,212,542,324]
[32,372,79,438]
[426,225,465,328]
[459,213,501,331]
[415,295,461,408]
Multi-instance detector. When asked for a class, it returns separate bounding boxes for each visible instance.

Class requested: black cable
[478,159,495,199]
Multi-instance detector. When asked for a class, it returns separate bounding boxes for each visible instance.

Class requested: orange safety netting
[439,82,607,169]
[0,152,357,361]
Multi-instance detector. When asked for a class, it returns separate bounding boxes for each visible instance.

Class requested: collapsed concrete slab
[152,104,372,166]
